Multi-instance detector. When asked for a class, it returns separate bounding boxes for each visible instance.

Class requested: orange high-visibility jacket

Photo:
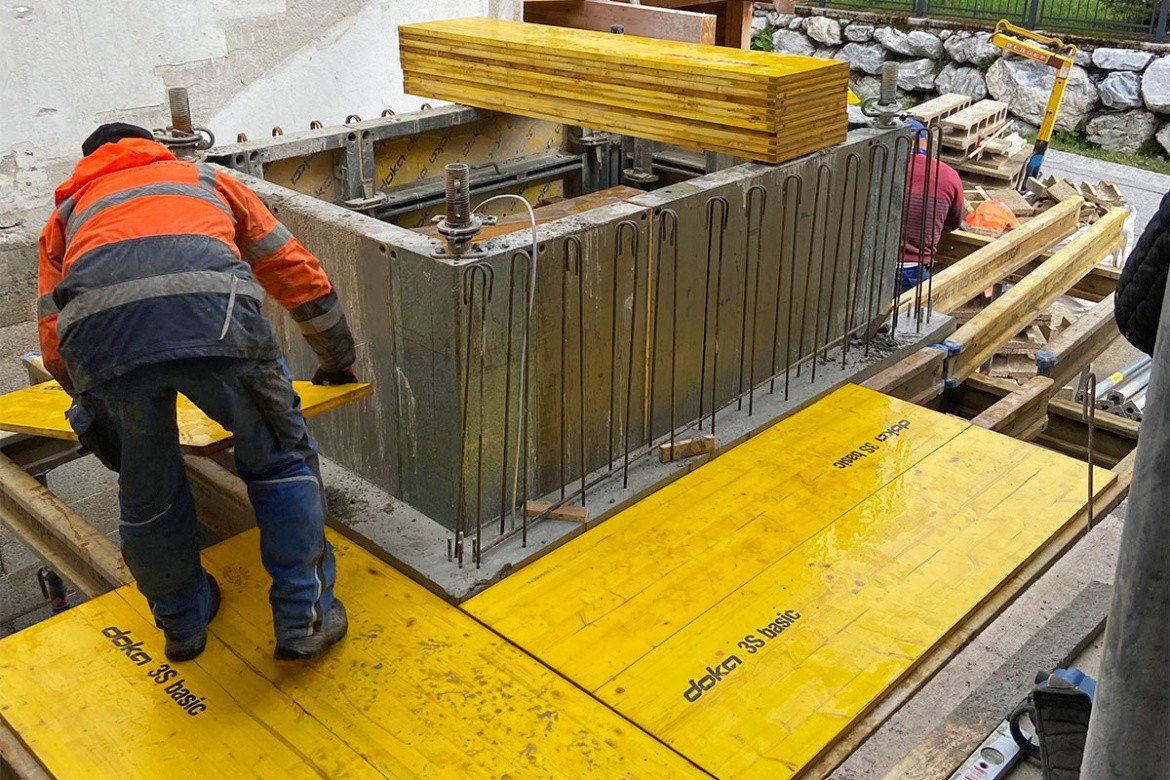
[38,138,354,391]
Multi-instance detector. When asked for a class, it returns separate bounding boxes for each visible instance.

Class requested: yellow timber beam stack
[398,17,849,164]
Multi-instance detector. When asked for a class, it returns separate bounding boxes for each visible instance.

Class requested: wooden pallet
[398,17,849,163]
[951,145,1030,183]
[940,99,1010,150]
[908,93,972,126]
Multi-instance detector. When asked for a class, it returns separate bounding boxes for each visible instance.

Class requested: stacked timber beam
[398,17,848,163]
[866,207,1127,404]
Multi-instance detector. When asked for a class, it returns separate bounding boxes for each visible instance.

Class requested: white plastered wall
[0,0,520,219]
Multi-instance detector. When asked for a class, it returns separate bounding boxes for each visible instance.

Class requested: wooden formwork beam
[524,1,718,44]
[936,231,1122,303]
[945,208,1127,385]
[0,721,48,780]
[889,197,1082,318]
[969,375,1052,440]
[0,453,129,598]
[1036,293,1120,392]
[946,374,1139,468]
[860,347,946,404]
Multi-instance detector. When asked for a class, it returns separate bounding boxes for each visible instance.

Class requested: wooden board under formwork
[398,17,848,163]
[0,381,372,455]
[467,383,1114,780]
[0,529,711,780]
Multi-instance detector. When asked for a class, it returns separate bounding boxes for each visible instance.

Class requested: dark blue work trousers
[898,264,932,295]
[69,357,336,642]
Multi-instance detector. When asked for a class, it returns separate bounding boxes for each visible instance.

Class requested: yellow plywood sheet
[0,529,711,780]
[0,380,372,454]
[467,384,1115,779]
[397,18,847,164]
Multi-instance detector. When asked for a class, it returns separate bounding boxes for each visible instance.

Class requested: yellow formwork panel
[0,381,372,454]
[467,384,1115,780]
[0,529,711,780]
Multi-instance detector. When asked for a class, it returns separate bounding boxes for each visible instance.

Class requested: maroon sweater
[900,152,965,267]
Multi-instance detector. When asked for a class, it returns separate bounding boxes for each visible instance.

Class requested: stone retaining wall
[753,3,1170,156]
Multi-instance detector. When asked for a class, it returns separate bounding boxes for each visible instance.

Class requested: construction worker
[37,123,356,663]
[899,119,965,295]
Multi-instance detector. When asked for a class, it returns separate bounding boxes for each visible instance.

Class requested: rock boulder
[943,31,1000,65]
[1157,122,1170,155]
[835,42,887,75]
[1092,47,1154,71]
[804,16,842,46]
[1141,56,1170,112]
[986,56,1097,131]
[772,28,815,57]
[934,63,988,101]
[1100,71,1143,110]
[1086,110,1158,154]
[844,23,873,42]
[873,26,943,58]
[898,58,938,92]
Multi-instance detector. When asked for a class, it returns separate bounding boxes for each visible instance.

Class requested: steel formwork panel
[217,110,913,536]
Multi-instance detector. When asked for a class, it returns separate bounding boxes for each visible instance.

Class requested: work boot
[164,573,221,662]
[273,600,348,660]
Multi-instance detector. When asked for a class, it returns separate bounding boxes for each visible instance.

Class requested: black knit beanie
[81,123,155,157]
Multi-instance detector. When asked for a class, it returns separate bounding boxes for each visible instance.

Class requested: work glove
[312,367,359,385]
[291,290,357,376]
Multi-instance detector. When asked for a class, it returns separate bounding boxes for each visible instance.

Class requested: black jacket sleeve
[1115,193,1170,355]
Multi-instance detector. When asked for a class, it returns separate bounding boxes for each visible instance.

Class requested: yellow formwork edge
[400,18,845,80]
[0,380,372,454]
[0,529,712,780]
[467,384,1114,780]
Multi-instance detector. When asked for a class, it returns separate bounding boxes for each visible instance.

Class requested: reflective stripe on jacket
[38,138,354,391]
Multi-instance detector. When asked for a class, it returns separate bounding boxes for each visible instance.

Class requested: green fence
[810,0,1170,40]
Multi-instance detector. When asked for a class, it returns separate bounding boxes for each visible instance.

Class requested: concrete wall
[1,0,517,218]
[0,0,517,325]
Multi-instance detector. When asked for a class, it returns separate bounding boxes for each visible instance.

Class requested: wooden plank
[946,208,1127,384]
[0,720,48,780]
[524,0,718,44]
[0,381,373,456]
[860,347,946,404]
[0,529,711,779]
[468,384,1114,780]
[0,452,130,597]
[658,434,716,462]
[886,581,1112,780]
[523,500,590,522]
[183,454,258,540]
[970,375,1052,439]
[1036,293,1120,391]
[889,197,1082,318]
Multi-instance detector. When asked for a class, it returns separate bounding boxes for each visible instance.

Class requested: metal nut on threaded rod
[167,87,193,134]
[435,163,484,257]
